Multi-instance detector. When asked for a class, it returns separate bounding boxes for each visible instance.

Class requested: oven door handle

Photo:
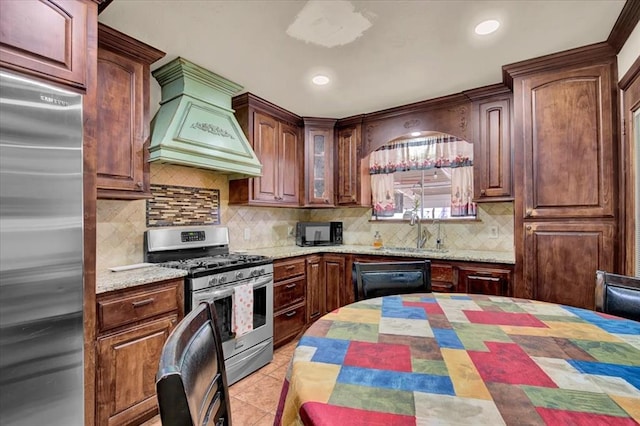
[205,276,273,300]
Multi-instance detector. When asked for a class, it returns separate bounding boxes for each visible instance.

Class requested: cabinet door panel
[324,255,345,313]
[280,122,300,203]
[337,126,360,205]
[522,64,614,218]
[0,0,88,90]
[253,112,279,201]
[97,49,144,191]
[306,256,324,322]
[522,222,614,309]
[97,315,177,425]
[475,98,512,200]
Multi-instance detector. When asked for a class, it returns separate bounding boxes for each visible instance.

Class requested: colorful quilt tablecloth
[275,293,640,426]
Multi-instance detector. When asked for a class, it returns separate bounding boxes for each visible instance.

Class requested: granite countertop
[246,244,515,264]
[97,245,514,294]
[97,266,187,294]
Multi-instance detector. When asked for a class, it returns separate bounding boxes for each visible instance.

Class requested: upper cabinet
[96,23,165,199]
[231,93,303,207]
[466,85,513,202]
[304,118,336,207]
[0,0,90,91]
[335,117,369,207]
[518,62,616,219]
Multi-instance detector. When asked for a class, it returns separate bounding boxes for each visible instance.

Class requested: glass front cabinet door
[304,118,336,206]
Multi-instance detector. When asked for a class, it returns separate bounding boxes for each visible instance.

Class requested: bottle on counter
[373,231,383,249]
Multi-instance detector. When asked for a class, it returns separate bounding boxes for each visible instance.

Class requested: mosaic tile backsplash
[96,163,514,270]
[147,184,220,227]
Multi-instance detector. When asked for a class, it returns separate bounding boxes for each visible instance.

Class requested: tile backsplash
[96,163,514,270]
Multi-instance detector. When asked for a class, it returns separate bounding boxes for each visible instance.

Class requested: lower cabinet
[457,265,511,296]
[95,278,183,426]
[273,257,307,347]
[307,254,345,323]
[431,262,457,293]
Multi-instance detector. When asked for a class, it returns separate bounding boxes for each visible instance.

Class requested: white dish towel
[232,283,254,337]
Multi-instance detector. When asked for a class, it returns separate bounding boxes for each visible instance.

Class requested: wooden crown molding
[232,92,303,126]
[463,83,512,101]
[502,41,616,89]
[620,54,640,90]
[98,23,165,65]
[607,0,640,53]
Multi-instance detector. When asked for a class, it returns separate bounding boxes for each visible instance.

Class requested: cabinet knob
[324,198,330,204]
[525,209,532,217]
[136,182,143,188]
[526,225,532,231]
[480,189,486,195]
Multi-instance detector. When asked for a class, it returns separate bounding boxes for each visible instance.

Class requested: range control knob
[236,271,244,280]
[250,269,259,277]
[208,276,218,286]
[219,276,227,284]
[259,268,266,275]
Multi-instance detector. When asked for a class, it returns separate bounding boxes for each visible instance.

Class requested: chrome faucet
[410,212,428,249]
[434,219,443,250]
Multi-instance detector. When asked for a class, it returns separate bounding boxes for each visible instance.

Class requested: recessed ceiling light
[411,132,421,137]
[312,74,330,85]
[475,19,500,35]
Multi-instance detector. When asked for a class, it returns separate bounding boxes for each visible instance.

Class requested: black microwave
[296,222,343,247]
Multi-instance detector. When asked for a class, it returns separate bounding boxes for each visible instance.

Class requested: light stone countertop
[245,244,515,264]
[97,245,514,294]
[97,266,187,294]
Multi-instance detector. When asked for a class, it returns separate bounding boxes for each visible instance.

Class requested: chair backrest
[595,270,640,321]
[353,260,431,301]
[156,301,232,426]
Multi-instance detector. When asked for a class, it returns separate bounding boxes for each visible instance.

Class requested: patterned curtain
[369,134,476,216]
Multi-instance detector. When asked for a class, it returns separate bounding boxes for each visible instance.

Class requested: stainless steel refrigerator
[0,71,84,425]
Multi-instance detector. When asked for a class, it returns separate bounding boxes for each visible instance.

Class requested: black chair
[353,260,431,301]
[156,301,232,426]
[595,270,640,322]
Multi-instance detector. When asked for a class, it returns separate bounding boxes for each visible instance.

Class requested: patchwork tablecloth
[275,293,640,425]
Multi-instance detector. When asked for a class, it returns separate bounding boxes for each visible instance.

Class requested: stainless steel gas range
[144,226,273,385]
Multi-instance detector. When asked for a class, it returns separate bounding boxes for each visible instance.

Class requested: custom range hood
[149,57,261,179]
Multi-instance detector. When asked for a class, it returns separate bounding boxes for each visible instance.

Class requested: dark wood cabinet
[431,262,457,293]
[304,118,336,207]
[306,255,324,322]
[335,118,370,207]
[519,63,616,220]
[231,94,303,207]
[323,254,345,313]
[95,278,183,426]
[458,265,511,296]
[0,0,90,91]
[96,23,165,199]
[273,257,307,347]
[507,50,618,310]
[522,221,614,309]
[469,86,513,202]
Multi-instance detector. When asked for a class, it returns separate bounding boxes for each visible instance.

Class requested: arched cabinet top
[362,94,472,154]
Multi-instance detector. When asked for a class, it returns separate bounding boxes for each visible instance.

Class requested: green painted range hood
[149,57,261,179]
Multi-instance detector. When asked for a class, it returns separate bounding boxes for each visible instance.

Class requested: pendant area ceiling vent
[149,57,261,179]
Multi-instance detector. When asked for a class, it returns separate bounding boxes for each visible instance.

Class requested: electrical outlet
[489,226,499,239]
[287,226,294,237]
[243,228,251,240]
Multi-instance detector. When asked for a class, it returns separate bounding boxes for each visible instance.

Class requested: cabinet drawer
[98,285,178,332]
[274,258,306,281]
[432,281,456,293]
[274,277,306,311]
[431,264,454,282]
[274,303,306,346]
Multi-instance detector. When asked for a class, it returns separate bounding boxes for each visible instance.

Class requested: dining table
[274,293,640,426]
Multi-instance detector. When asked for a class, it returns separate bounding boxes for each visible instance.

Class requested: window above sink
[368,131,477,221]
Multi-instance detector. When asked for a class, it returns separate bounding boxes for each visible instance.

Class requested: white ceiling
[99,0,625,119]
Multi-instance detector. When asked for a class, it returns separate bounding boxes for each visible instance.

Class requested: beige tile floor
[142,338,298,426]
